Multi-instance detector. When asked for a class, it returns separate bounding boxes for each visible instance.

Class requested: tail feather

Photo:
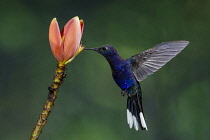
[127,96,148,131]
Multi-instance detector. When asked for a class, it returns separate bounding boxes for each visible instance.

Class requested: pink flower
[49,16,84,63]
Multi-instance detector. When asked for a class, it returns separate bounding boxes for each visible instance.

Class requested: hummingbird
[85,41,189,131]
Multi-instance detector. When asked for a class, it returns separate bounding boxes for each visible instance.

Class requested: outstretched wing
[127,41,189,82]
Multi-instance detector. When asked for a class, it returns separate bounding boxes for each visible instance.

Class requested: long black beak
[84,48,97,51]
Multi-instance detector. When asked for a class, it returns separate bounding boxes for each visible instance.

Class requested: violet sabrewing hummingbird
[85,41,189,131]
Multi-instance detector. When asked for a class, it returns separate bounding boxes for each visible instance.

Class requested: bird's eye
[102,47,108,51]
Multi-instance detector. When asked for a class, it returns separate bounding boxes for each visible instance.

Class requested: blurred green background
[0,0,209,140]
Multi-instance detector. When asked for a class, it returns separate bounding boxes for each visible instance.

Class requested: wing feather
[127,41,189,81]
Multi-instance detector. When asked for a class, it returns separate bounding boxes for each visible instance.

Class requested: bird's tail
[127,94,148,130]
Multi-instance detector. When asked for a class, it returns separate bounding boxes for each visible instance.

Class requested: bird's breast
[111,63,136,90]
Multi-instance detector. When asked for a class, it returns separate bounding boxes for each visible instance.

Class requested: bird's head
[85,45,118,57]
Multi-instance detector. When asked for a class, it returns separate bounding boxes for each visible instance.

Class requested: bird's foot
[121,90,127,96]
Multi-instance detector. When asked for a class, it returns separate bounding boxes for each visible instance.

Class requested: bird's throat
[104,55,124,66]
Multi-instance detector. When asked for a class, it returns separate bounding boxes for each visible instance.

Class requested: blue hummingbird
[85,41,189,131]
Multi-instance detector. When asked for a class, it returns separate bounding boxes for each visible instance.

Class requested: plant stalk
[30,62,67,140]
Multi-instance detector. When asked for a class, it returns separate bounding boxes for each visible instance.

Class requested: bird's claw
[121,91,127,96]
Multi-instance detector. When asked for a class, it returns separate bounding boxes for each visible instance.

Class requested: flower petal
[63,16,83,60]
[49,18,63,61]
[64,45,85,64]
[80,20,84,34]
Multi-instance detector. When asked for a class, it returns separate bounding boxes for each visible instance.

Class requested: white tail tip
[140,112,148,130]
[127,109,133,128]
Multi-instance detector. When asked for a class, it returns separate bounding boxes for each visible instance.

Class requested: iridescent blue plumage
[110,60,136,90]
[85,41,189,131]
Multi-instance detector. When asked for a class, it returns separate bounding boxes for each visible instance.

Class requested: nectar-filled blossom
[49,16,84,64]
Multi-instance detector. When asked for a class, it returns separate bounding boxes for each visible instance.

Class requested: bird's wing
[126,41,189,82]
